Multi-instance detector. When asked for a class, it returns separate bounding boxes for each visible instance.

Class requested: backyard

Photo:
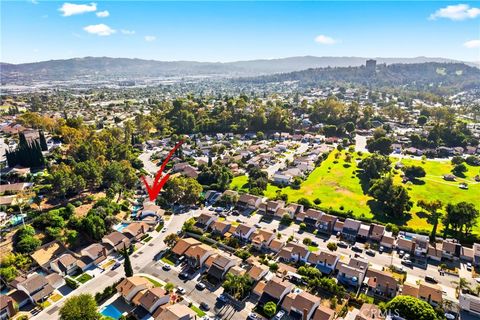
[231,150,480,233]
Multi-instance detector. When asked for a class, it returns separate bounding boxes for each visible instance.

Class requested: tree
[263,301,277,318]
[403,165,426,180]
[417,200,443,242]
[345,122,355,133]
[164,282,175,292]
[451,277,470,295]
[358,153,391,180]
[163,176,202,206]
[280,214,292,226]
[384,295,437,320]
[59,294,100,320]
[327,242,338,251]
[222,273,254,300]
[121,245,133,277]
[368,176,412,218]
[443,202,479,236]
[14,226,41,253]
[163,233,180,248]
[452,163,467,177]
[367,136,393,155]
[297,197,312,210]
[417,115,428,126]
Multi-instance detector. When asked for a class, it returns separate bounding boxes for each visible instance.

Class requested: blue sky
[1,1,479,63]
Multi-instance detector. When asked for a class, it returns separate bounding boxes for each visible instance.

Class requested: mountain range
[1,56,477,84]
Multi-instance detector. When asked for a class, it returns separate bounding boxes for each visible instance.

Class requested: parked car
[254,223,261,228]
[352,246,363,253]
[162,264,171,271]
[217,294,228,303]
[274,310,286,320]
[179,272,189,280]
[366,249,376,256]
[467,262,472,271]
[200,302,210,311]
[379,246,385,253]
[196,282,206,290]
[248,313,258,320]
[425,275,438,283]
[177,287,186,294]
[398,250,405,257]
[112,262,121,270]
[401,260,412,266]
[337,241,348,248]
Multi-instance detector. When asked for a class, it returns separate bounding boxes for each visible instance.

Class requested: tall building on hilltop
[366,59,377,75]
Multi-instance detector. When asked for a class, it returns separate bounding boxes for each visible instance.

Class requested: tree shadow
[410,179,426,185]
[367,199,410,226]
[356,172,372,195]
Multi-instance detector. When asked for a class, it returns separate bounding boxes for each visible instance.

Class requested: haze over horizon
[1,1,479,64]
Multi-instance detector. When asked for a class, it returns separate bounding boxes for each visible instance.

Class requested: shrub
[327,242,338,251]
[263,301,277,318]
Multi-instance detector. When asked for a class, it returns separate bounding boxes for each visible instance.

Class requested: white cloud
[59,2,97,17]
[121,29,135,35]
[429,4,480,21]
[31,0,39,4]
[96,10,109,18]
[314,34,338,45]
[464,39,480,48]
[83,24,116,36]
[144,35,156,42]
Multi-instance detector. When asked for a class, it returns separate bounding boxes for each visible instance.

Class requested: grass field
[231,150,480,233]
[75,273,93,284]
[190,305,206,317]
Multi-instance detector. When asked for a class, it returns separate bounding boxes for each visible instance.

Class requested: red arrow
[141,140,184,201]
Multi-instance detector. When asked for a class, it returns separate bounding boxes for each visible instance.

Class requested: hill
[238,62,480,93]
[0,56,474,84]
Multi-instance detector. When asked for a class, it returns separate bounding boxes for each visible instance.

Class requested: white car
[177,287,186,294]
[274,310,286,319]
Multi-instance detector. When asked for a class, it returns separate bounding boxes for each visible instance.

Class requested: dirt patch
[75,203,94,217]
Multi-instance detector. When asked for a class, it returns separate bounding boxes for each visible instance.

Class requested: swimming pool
[114,223,129,232]
[100,305,123,319]
[10,214,26,226]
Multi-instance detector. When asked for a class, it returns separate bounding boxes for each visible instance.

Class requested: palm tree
[451,277,470,297]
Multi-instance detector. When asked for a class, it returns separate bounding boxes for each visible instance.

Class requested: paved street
[32,212,193,320]
[139,150,158,174]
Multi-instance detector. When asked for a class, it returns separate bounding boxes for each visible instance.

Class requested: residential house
[278,243,310,263]
[308,250,339,275]
[206,254,240,284]
[333,220,344,234]
[442,239,461,260]
[233,224,256,241]
[273,172,293,185]
[237,194,263,211]
[317,214,337,234]
[102,231,131,253]
[171,238,201,257]
[133,287,170,315]
[461,246,474,263]
[139,202,164,220]
[402,281,443,307]
[50,253,86,276]
[153,303,196,320]
[195,213,217,230]
[281,291,321,320]
[303,209,323,228]
[17,274,54,304]
[427,243,443,262]
[336,258,368,288]
[262,200,285,216]
[286,203,304,219]
[81,243,108,267]
[357,224,371,240]
[210,220,231,236]
[117,276,153,302]
[342,219,361,241]
[123,222,150,241]
[380,235,395,251]
[474,243,480,267]
[268,239,286,253]
[250,229,275,251]
[312,306,335,320]
[260,277,294,305]
[365,269,398,299]
[369,224,385,242]
[459,293,480,317]
[396,238,414,253]
[184,244,214,268]
[247,264,269,283]
[0,295,17,320]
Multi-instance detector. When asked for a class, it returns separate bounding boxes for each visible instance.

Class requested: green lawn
[142,276,163,287]
[161,254,175,266]
[308,245,319,252]
[75,273,93,284]
[190,305,206,317]
[231,150,480,233]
